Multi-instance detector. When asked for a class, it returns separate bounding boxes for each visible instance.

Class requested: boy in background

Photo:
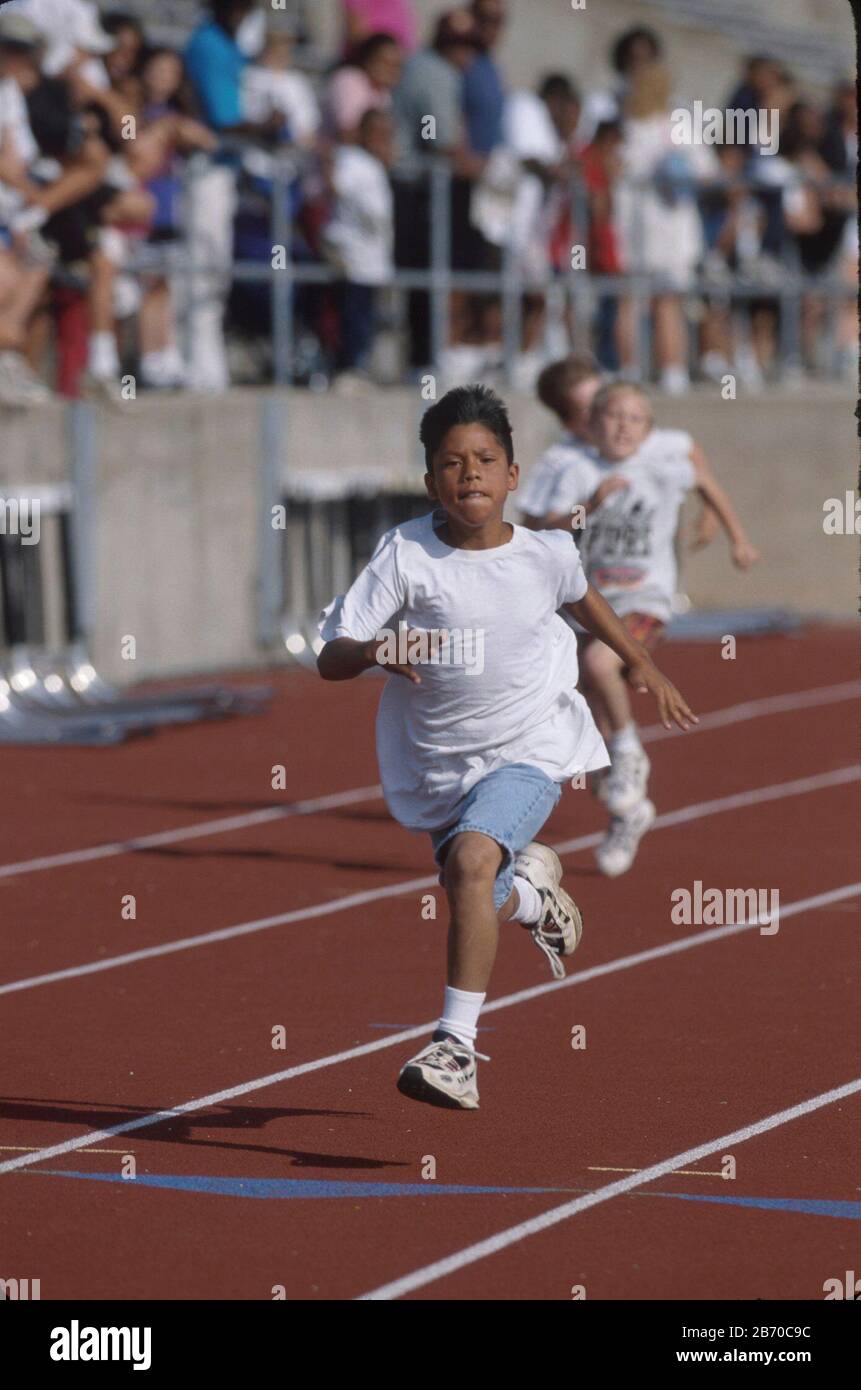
[324,107,394,380]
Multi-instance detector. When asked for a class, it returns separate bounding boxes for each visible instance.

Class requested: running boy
[545,381,759,876]
[518,355,603,529]
[317,385,697,1110]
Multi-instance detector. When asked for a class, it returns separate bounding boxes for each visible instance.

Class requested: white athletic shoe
[0,351,50,407]
[596,799,656,878]
[514,840,584,979]
[599,748,651,816]
[397,1036,485,1110]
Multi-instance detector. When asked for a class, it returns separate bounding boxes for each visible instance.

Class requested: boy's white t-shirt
[546,429,696,622]
[324,145,394,286]
[241,66,321,143]
[519,431,587,518]
[319,512,608,831]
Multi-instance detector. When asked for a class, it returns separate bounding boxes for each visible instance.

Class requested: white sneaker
[596,799,656,877]
[397,1036,485,1110]
[599,748,651,816]
[0,351,50,407]
[659,364,690,396]
[514,841,583,979]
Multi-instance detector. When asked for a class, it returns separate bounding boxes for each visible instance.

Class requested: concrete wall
[91,393,264,681]
[3,386,856,682]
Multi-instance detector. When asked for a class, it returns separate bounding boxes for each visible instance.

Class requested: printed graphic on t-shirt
[583,495,657,588]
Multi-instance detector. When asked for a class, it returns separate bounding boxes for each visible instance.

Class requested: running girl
[317,384,697,1110]
[544,381,759,876]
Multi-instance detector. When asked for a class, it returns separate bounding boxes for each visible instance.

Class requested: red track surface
[1,627,859,1301]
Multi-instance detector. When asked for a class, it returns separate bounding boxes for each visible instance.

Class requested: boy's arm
[564,584,697,731]
[317,636,421,685]
[689,443,759,569]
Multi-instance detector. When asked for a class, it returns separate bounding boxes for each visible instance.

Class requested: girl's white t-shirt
[319,512,608,831]
[546,431,696,622]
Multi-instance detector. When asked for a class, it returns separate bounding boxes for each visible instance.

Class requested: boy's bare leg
[442,831,507,993]
[0,251,48,348]
[580,638,632,734]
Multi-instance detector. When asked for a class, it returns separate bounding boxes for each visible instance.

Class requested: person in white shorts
[542,381,759,877]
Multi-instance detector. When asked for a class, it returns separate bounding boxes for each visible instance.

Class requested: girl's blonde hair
[589,381,653,422]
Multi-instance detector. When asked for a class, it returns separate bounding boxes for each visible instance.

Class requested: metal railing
[111,150,856,389]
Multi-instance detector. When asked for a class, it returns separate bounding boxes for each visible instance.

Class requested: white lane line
[0,785,382,882]
[639,679,861,744]
[1,681,856,883]
[1,765,856,999]
[1,880,858,1178]
[357,1076,861,1301]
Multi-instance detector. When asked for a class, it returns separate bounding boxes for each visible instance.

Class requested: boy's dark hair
[611,26,662,75]
[539,73,580,106]
[536,354,601,420]
[357,106,389,138]
[593,118,623,142]
[353,31,399,68]
[102,11,144,38]
[420,384,514,470]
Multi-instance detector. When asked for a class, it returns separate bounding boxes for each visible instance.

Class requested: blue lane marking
[30,1171,574,1199]
[648,1190,861,1221]
[27,1170,861,1219]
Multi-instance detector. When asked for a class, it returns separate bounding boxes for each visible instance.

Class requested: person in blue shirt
[463,0,506,155]
[184,0,282,139]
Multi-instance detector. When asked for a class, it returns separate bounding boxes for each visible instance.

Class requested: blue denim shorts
[429,762,563,911]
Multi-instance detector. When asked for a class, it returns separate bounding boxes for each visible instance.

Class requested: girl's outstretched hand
[626,659,699,732]
[686,505,720,551]
[731,537,760,570]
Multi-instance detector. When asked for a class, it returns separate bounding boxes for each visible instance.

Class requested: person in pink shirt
[324,31,402,142]
[340,0,418,58]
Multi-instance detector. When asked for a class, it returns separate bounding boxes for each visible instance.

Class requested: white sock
[437,985,485,1047]
[88,331,119,380]
[609,723,642,758]
[511,874,542,925]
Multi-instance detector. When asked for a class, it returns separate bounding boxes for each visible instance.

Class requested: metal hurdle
[0,404,272,746]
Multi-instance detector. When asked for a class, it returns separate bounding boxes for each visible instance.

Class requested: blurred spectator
[101,10,145,106]
[393,9,479,160]
[463,0,506,157]
[340,0,418,59]
[726,57,789,132]
[485,73,580,363]
[821,78,857,376]
[578,25,663,145]
[184,0,281,393]
[821,78,857,174]
[495,74,581,287]
[580,118,624,368]
[0,8,144,397]
[0,12,52,404]
[242,21,320,148]
[770,100,856,371]
[185,0,280,139]
[130,50,218,390]
[16,0,115,86]
[393,8,481,368]
[323,108,395,382]
[324,31,402,143]
[614,63,716,393]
